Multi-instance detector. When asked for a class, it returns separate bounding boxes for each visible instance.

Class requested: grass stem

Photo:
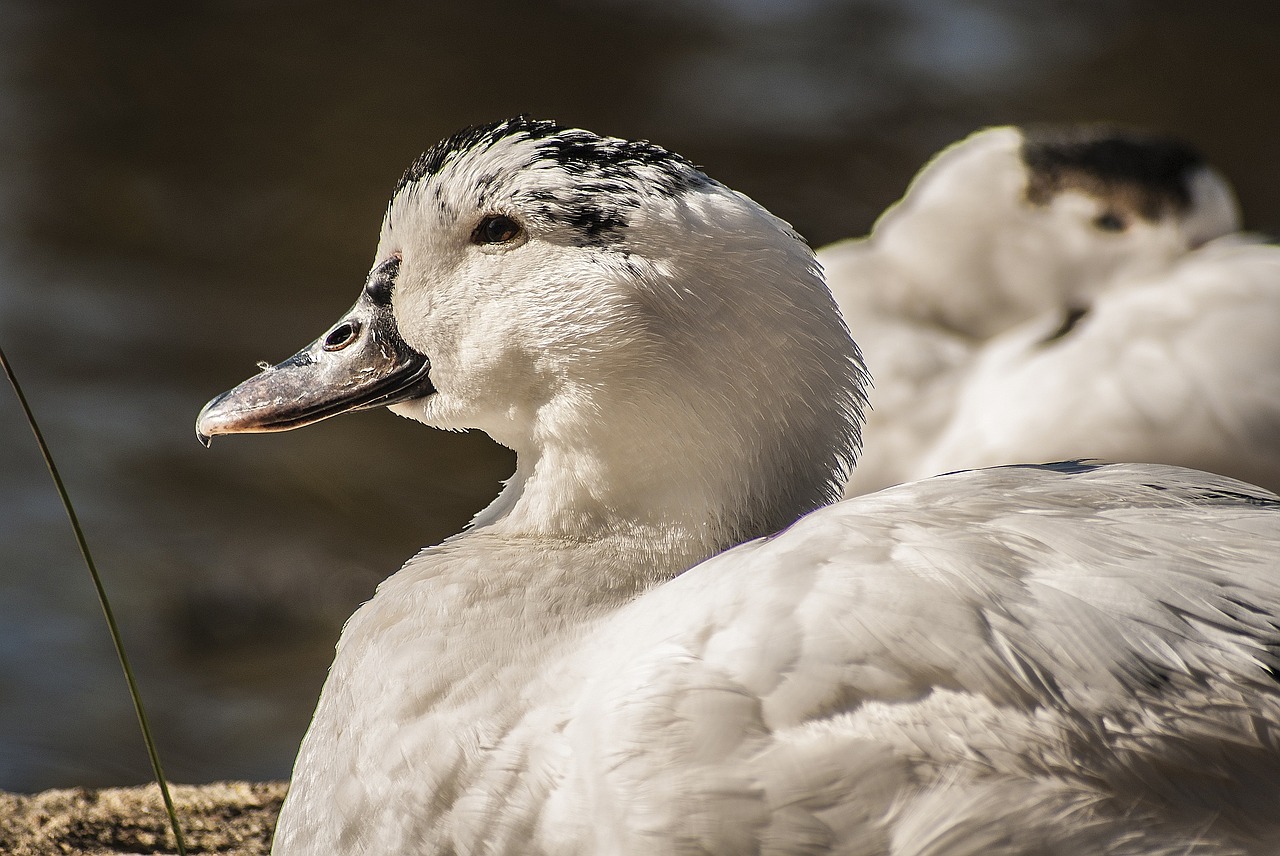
[0,344,188,855]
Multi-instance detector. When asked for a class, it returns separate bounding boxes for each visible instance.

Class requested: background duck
[823,125,1244,496]
[915,232,1280,493]
[200,119,1280,856]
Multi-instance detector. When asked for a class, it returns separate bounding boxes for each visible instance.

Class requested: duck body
[278,463,1280,855]
[196,119,1280,855]
[821,126,1245,496]
[916,235,1280,493]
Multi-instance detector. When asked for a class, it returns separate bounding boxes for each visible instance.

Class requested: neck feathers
[480,188,866,559]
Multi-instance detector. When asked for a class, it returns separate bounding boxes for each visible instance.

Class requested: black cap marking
[1021,126,1207,221]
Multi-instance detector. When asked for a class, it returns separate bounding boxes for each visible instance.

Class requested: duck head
[864,124,1240,337]
[197,118,865,548]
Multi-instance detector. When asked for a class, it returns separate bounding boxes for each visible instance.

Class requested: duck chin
[387,396,441,428]
[387,394,507,442]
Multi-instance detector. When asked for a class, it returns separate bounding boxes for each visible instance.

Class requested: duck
[913,233,1280,493]
[820,125,1243,495]
[197,118,1280,855]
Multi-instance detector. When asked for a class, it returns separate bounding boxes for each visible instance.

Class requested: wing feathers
[569,463,1280,851]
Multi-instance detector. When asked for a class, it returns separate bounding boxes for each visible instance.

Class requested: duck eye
[472,214,522,245]
[1092,212,1128,232]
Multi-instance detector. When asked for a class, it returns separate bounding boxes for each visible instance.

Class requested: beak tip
[195,392,231,447]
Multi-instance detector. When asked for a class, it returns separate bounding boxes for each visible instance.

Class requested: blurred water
[1,0,1278,791]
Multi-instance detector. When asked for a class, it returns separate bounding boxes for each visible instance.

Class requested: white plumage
[917,234,1280,492]
[819,126,1249,495]
[197,119,1280,855]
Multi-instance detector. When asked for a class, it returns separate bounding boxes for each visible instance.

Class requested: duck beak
[195,286,433,447]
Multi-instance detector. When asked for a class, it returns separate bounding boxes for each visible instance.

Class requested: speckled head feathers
[391,117,714,248]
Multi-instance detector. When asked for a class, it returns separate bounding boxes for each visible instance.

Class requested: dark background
[2,0,1278,791]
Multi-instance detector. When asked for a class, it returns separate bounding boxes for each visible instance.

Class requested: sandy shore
[0,781,286,855]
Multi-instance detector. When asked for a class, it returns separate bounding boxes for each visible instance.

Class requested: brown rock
[0,781,286,855]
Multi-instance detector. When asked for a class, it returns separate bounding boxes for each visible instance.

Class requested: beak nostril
[323,320,361,351]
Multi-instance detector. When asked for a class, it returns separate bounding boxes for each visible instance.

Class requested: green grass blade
[0,344,188,855]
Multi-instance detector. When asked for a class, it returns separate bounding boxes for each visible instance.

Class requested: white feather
[916,235,1280,493]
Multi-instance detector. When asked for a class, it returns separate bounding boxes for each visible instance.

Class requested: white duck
[914,233,1280,493]
[198,118,1280,856]
[820,125,1242,495]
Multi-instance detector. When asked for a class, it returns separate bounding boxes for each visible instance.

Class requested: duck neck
[469,436,735,578]
[470,312,859,566]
